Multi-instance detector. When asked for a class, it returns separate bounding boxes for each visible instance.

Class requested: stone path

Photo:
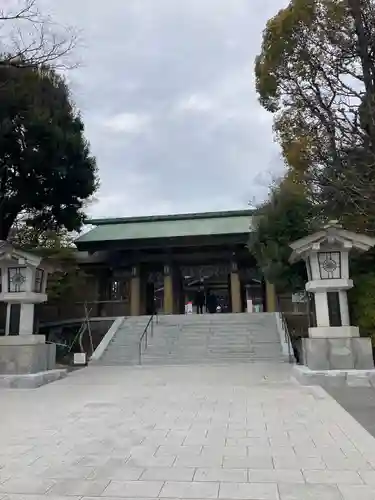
[2,363,375,499]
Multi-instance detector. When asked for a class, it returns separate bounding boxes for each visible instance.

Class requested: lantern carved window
[8,267,27,292]
[318,252,341,279]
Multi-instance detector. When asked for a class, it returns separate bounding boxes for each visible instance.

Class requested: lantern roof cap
[0,240,49,269]
[289,225,375,263]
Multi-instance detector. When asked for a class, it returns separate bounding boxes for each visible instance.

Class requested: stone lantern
[0,241,56,377]
[289,223,375,371]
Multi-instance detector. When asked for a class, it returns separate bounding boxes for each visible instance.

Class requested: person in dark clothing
[195,287,205,314]
[206,292,217,314]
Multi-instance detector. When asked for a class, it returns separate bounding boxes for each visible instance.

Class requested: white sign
[185,302,193,314]
[74,353,87,365]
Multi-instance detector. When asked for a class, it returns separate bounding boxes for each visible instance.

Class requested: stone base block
[302,337,374,370]
[352,337,375,369]
[0,342,56,374]
[308,326,359,338]
[0,335,46,346]
[0,369,67,389]
[293,365,375,389]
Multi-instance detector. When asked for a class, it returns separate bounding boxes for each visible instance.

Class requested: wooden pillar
[265,281,277,312]
[130,265,141,316]
[164,264,174,314]
[172,266,181,314]
[230,261,242,313]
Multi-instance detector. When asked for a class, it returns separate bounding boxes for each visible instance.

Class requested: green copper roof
[76,210,253,244]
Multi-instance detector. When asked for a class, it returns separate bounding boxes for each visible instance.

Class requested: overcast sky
[42,0,288,218]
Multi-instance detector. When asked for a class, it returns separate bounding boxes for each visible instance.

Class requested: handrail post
[281,312,294,364]
[138,312,155,365]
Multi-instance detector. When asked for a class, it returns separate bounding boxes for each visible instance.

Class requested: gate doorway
[180,264,231,313]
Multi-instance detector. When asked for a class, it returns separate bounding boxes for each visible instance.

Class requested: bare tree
[0,0,78,68]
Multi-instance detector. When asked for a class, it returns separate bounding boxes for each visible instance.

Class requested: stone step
[95,313,284,366]
[140,359,287,365]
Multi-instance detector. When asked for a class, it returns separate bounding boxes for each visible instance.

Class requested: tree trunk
[348,0,375,145]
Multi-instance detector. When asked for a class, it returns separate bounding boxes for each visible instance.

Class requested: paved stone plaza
[2,363,375,499]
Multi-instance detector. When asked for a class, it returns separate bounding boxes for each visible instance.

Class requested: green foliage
[349,272,375,340]
[0,61,98,240]
[46,253,88,303]
[347,249,375,341]
[249,178,318,291]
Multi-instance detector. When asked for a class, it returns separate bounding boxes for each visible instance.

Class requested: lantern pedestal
[301,337,373,371]
[0,335,56,375]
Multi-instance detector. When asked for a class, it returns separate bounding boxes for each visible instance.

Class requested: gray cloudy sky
[44,0,287,218]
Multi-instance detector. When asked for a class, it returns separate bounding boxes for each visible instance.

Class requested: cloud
[41,0,288,218]
[103,112,151,134]
[176,94,217,114]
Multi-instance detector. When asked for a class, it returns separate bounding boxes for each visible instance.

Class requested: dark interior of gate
[141,257,265,315]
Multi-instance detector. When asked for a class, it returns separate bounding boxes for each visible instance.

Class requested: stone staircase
[95,313,285,366]
[95,316,151,366]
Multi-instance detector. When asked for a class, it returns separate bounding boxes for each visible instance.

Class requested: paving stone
[226,437,270,447]
[248,469,305,483]
[219,481,279,500]
[303,469,363,484]
[174,455,223,467]
[223,455,273,469]
[103,480,164,497]
[86,466,144,480]
[322,455,372,471]
[76,454,116,467]
[159,480,219,498]
[225,429,248,438]
[273,455,326,470]
[141,467,195,481]
[81,498,150,500]
[1,496,81,500]
[201,446,247,457]
[38,465,95,479]
[278,483,343,499]
[126,456,176,468]
[359,470,375,486]
[339,484,375,499]
[46,479,110,496]
[0,478,55,495]
[194,467,248,482]
[156,445,202,457]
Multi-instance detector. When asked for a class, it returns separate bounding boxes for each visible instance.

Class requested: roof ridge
[89,209,253,226]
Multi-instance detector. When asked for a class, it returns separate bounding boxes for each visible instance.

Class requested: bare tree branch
[0,0,78,69]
